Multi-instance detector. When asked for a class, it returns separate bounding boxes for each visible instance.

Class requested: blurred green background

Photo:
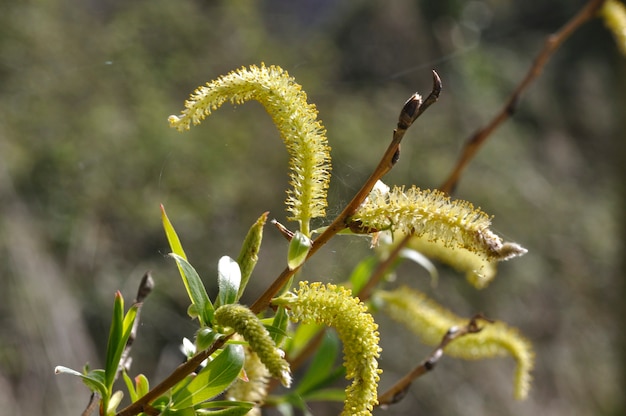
[0,1,623,415]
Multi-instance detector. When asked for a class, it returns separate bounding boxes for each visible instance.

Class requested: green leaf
[122,370,137,402]
[195,327,222,351]
[104,291,125,390]
[348,256,377,296]
[169,253,214,326]
[195,400,255,415]
[54,366,107,398]
[295,332,343,395]
[300,387,346,402]
[161,204,188,260]
[170,344,245,409]
[269,306,289,345]
[135,374,150,398]
[284,322,324,358]
[287,231,311,270]
[216,256,241,307]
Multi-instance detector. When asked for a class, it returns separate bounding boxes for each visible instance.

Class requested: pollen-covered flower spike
[168,64,332,236]
[376,286,534,400]
[274,281,382,416]
[349,184,527,288]
[214,304,291,387]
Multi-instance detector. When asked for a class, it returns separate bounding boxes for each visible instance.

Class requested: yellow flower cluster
[376,286,534,400]
[279,281,382,416]
[352,185,526,260]
[168,64,331,235]
[214,304,291,387]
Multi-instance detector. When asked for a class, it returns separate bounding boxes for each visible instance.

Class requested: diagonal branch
[439,0,607,194]
[377,314,490,406]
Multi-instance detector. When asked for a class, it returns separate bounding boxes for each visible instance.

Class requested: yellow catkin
[276,282,382,416]
[168,64,331,233]
[377,286,534,400]
[214,304,291,387]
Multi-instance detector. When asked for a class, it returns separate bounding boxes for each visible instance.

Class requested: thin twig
[81,392,100,416]
[377,314,489,406]
[439,0,607,194]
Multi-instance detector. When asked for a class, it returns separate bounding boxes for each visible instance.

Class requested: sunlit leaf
[195,400,255,415]
[216,256,241,307]
[161,204,188,260]
[104,293,138,396]
[169,253,214,326]
[170,344,245,409]
[122,370,137,402]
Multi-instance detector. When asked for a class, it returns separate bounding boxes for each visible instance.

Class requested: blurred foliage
[0,1,623,415]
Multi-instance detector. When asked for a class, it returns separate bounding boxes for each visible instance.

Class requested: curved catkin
[351,185,527,263]
[376,286,534,400]
[214,304,291,387]
[276,282,382,416]
[168,64,331,234]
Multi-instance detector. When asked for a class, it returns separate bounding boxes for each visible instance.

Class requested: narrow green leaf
[295,332,343,395]
[348,256,377,296]
[287,231,312,270]
[169,253,214,326]
[104,291,124,390]
[269,306,289,345]
[161,204,187,260]
[170,344,245,409]
[284,322,324,358]
[195,400,255,415]
[236,212,267,300]
[300,387,346,402]
[122,370,137,402]
[216,256,241,307]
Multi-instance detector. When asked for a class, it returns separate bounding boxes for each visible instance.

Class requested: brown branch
[81,392,100,416]
[357,233,413,301]
[439,0,607,194]
[377,314,489,406]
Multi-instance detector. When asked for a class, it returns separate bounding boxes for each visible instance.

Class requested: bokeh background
[0,1,624,415]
